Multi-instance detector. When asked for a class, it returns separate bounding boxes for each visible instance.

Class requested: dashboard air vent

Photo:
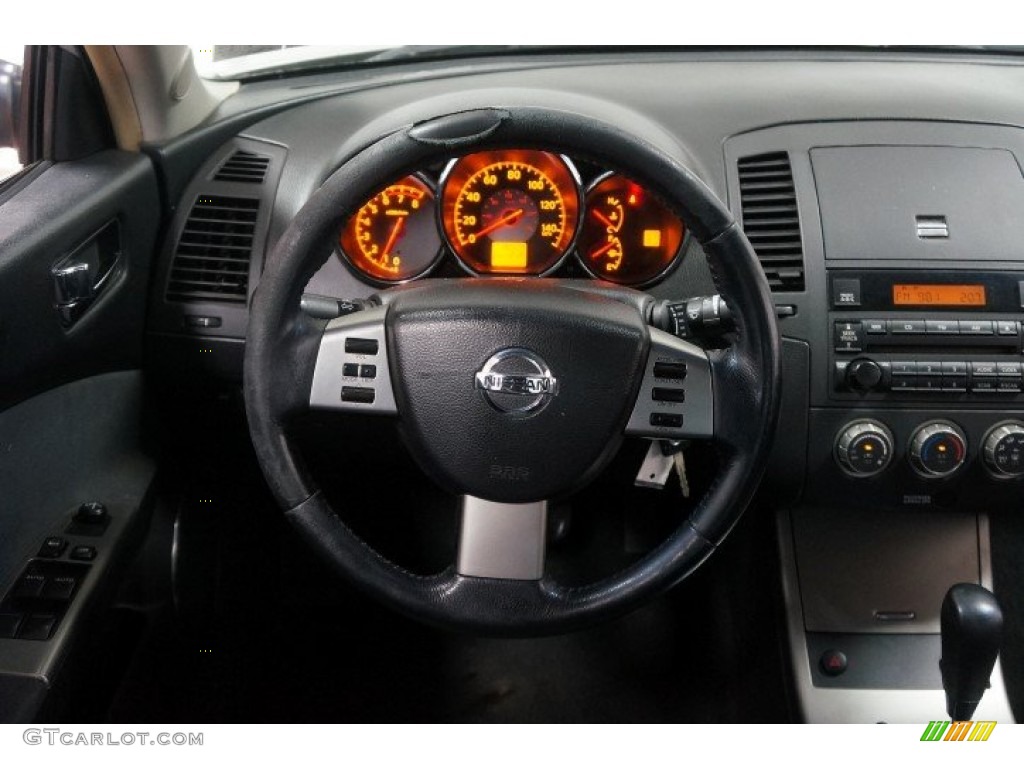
[166,196,259,303]
[737,151,805,292]
[214,150,271,184]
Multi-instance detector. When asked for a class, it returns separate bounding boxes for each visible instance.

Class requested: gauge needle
[590,239,618,259]
[473,208,524,239]
[381,216,405,258]
[592,209,616,230]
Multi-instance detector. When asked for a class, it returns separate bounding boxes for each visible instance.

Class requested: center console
[726,121,1024,723]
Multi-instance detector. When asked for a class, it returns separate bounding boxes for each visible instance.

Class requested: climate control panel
[831,417,1024,483]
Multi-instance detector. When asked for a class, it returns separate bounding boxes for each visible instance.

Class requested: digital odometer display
[892,284,986,307]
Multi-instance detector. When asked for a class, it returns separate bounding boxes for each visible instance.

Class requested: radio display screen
[892,284,987,307]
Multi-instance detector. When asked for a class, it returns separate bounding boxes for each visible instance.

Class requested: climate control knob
[982,421,1024,479]
[846,358,884,391]
[835,420,894,477]
[909,422,967,478]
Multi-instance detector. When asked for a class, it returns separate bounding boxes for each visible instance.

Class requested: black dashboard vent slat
[166,196,259,303]
[737,151,805,292]
[213,150,271,184]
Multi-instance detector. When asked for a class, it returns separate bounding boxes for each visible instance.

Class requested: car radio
[829,270,1024,400]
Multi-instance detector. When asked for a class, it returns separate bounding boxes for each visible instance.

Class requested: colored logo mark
[920,721,996,742]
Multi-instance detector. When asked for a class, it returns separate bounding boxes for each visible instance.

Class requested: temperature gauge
[577,174,685,286]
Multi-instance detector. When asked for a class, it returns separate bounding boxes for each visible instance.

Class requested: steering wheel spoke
[457,496,547,581]
[308,305,399,415]
[625,327,713,440]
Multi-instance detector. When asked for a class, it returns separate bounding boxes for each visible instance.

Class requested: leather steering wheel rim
[243,106,781,636]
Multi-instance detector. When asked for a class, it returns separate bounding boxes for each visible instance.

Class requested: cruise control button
[652,362,687,380]
[344,338,378,355]
[649,412,683,428]
[890,320,926,334]
[960,320,994,335]
[926,319,959,335]
[651,387,685,403]
[341,386,375,404]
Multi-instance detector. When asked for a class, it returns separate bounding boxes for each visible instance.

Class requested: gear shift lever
[940,583,1003,721]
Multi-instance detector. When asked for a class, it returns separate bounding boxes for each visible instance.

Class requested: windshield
[192,44,1024,82]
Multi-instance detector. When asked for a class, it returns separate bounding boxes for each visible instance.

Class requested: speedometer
[440,150,581,276]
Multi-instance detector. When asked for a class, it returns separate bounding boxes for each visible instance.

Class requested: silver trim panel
[309,306,398,415]
[457,496,547,580]
[625,328,713,439]
[777,508,1015,723]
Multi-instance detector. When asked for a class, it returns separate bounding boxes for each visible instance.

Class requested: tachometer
[440,150,581,276]
[577,173,685,286]
[339,175,442,283]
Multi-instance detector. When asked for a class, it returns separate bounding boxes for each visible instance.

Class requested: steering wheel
[244,107,781,636]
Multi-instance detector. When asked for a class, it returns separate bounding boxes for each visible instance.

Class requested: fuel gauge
[577,174,685,286]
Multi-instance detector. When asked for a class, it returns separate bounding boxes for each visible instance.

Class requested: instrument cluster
[337,149,687,288]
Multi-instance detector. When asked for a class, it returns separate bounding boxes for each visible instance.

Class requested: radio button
[997,380,1022,393]
[890,320,926,335]
[970,379,998,393]
[864,319,888,335]
[997,362,1021,377]
[941,361,968,375]
[917,361,942,375]
[832,278,862,308]
[916,375,943,391]
[891,374,917,391]
[959,320,994,335]
[971,361,999,377]
[834,321,864,352]
[942,376,968,392]
[892,361,917,375]
[997,320,1019,336]
[926,319,959,335]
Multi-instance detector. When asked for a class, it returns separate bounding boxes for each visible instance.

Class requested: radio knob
[846,358,884,390]
[909,422,967,478]
[982,421,1024,479]
[835,420,894,477]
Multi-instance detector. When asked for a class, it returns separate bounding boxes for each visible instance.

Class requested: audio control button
[890,320,926,334]
[971,361,998,377]
[941,361,968,376]
[915,375,942,391]
[891,361,916,375]
[916,361,942,375]
[926,319,959,335]
[834,321,864,352]
[971,379,997,393]
[997,320,1019,336]
[891,375,917,391]
[960,320,994,335]
[997,362,1021,377]
[864,319,887,334]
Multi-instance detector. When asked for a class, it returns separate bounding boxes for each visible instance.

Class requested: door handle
[50,220,122,327]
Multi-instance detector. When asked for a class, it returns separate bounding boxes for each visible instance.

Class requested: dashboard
[138,50,1024,722]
